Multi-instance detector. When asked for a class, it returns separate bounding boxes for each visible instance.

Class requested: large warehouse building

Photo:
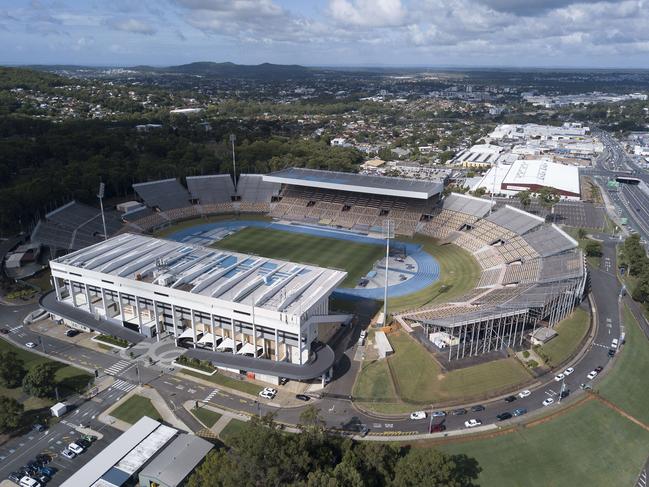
[472,159,581,200]
[45,233,347,382]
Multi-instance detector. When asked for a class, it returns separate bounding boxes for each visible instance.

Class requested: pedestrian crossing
[104,360,132,376]
[204,389,219,402]
[110,379,137,393]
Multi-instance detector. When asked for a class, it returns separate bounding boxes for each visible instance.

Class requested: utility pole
[97,182,108,241]
[381,220,394,326]
[230,134,237,192]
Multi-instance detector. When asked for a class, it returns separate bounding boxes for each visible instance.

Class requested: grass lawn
[154,214,271,239]
[354,332,531,409]
[440,400,649,487]
[111,395,161,424]
[180,369,263,396]
[537,307,590,367]
[388,235,481,312]
[0,338,92,411]
[192,407,222,428]
[219,419,251,443]
[212,227,385,287]
[598,303,649,425]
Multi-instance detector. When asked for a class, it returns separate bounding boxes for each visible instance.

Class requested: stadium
[38,168,587,384]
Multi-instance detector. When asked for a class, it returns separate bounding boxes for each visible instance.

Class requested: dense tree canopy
[0,351,26,388]
[22,363,56,398]
[0,396,24,432]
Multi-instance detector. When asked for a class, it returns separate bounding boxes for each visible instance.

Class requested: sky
[3,0,649,68]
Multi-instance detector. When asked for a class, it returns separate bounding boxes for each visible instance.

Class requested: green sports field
[211,227,385,287]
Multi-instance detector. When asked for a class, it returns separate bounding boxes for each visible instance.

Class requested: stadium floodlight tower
[230,133,238,192]
[97,181,108,241]
[380,220,394,326]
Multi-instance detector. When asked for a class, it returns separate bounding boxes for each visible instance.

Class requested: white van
[20,476,41,487]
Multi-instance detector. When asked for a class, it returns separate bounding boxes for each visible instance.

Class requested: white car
[464,419,482,428]
[518,390,531,398]
[258,387,277,399]
[61,448,76,459]
[587,370,598,380]
[68,442,84,455]
[611,338,619,350]
[563,367,574,376]
[25,342,37,349]
[542,398,554,407]
[554,373,565,382]
[409,411,427,420]
[19,476,41,487]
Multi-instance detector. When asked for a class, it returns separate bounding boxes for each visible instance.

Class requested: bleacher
[133,179,192,210]
[523,225,578,257]
[186,175,235,204]
[484,205,544,235]
[236,174,280,203]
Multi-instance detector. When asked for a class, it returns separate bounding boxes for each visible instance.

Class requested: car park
[496,412,512,421]
[587,370,598,380]
[542,398,555,406]
[563,367,574,376]
[61,448,76,459]
[409,411,427,420]
[431,410,446,417]
[295,394,310,402]
[470,404,485,412]
[554,373,565,382]
[68,442,84,455]
[451,408,467,416]
[25,342,37,349]
[464,419,482,428]
[518,390,531,398]
[513,407,527,417]
[504,395,517,403]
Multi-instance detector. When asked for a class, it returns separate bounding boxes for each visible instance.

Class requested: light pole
[230,134,237,192]
[97,182,108,241]
[381,220,394,326]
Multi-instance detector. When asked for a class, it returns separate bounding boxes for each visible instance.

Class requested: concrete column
[153,300,160,342]
[210,314,216,352]
[191,309,197,349]
[275,328,279,361]
[171,305,179,345]
[298,325,303,366]
[230,318,236,355]
[53,276,62,300]
[71,281,78,307]
[84,284,92,313]
[117,292,125,322]
[134,296,142,333]
[100,287,107,317]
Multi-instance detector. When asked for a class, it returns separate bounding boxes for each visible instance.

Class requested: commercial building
[44,233,347,381]
[61,417,212,487]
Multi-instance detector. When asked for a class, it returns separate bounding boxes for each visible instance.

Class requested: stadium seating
[186,175,235,204]
[133,179,192,210]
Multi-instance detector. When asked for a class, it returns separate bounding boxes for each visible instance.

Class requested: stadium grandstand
[395,195,586,361]
[186,174,235,204]
[133,178,192,210]
[31,201,122,252]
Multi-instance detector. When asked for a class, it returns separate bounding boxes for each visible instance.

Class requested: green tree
[517,189,532,209]
[537,186,561,219]
[393,449,480,487]
[584,240,603,258]
[0,396,23,432]
[577,228,587,240]
[0,351,26,388]
[22,363,56,398]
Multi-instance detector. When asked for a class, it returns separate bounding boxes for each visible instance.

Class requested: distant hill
[133,62,316,79]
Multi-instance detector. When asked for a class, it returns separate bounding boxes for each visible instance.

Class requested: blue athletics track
[166,219,440,300]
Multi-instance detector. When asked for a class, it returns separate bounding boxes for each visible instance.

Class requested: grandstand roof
[263,168,443,200]
[186,175,235,204]
[52,233,346,316]
[523,224,578,257]
[485,205,544,235]
[133,178,191,210]
[442,193,494,218]
[237,174,280,202]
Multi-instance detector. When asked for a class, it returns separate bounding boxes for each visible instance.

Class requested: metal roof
[263,168,443,200]
[138,434,213,487]
[485,205,544,235]
[52,233,346,316]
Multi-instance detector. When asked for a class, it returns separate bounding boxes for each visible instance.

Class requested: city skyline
[3,0,649,68]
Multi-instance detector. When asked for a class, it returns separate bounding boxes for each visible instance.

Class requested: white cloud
[107,18,156,35]
[328,0,407,27]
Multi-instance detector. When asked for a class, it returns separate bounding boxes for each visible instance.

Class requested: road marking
[384,423,394,428]
[372,423,382,428]
[176,384,185,390]
[204,389,219,402]
[104,360,132,376]
[110,379,137,393]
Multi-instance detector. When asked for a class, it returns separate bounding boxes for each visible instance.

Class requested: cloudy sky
[3,0,649,68]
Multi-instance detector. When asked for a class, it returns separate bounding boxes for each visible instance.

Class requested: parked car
[409,411,427,420]
[82,434,97,443]
[580,383,592,390]
[431,410,446,417]
[611,338,619,350]
[68,443,84,455]
[35,454,51,465]
[554,373,565,382]
[518,390,531,398]
[32,424,46,433]
[259,389,276,400]
[496,412,512,421]
[504,395,517,403]
[25,342,37,349]
[542,398,555,407]
[60,448,76,459]
[358,425,369,437]
[38,467,55,478]
[587,370,598,380]
[513,407,527,417]
[295,394,310,402]
[8,472,21,484]
[470,404,485,412]
[430,421,446,433]
[560,389,570,399]
[76,438,91,449]
[451,408,467,416]
[0,328,10,334]
[608,348,616,357]
[19,476,41,487]
[464,419,482,428]
[65,329,79,337]
[563,367,574,376]
[595,366,604,373]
